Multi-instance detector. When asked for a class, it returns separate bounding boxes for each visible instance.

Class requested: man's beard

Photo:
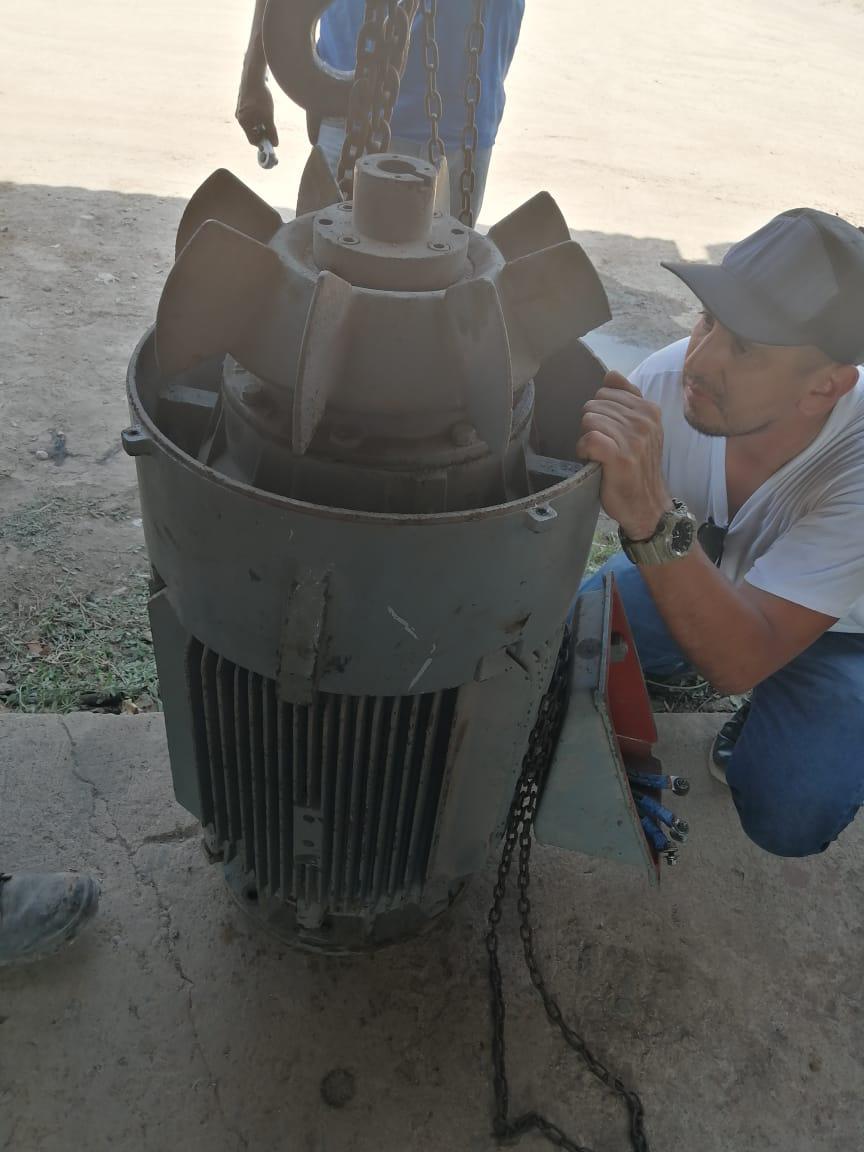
[683,409,726,437]
[683,408,772,438]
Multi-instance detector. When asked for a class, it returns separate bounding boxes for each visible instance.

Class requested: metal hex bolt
[121,426,153,457]
[527,504,558,532]
[609,632,630,663]
[450,421,477,447]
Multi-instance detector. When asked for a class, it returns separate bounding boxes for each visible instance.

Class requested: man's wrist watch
[618,499,697,566]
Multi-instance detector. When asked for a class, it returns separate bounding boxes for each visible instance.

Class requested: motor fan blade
[486,191,571,262]
[157,220,283,378]
[444,277,514,455]
[292,270,355,454]
[498,240,611,384]
[175,169,282,258]
[297,146,342,216]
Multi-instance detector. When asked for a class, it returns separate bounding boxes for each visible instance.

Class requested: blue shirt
[318,1,524,149]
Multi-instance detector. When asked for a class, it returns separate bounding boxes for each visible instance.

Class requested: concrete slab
[1,712,861,1152]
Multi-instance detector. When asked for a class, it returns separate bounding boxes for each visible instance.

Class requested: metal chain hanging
[486,628,652,1152]
[421,0,446,169]
[368,0,417,153]
[337,0,419,196]
[337,2,388,193]
[459,0,486,226]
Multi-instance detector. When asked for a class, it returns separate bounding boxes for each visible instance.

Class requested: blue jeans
[316,120,493,223]
[582,553,864,858]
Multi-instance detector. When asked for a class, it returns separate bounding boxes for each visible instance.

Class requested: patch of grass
[0,497,74,551]
[0,577,158,713]
[585,526,621,575]
[0,494,131,553]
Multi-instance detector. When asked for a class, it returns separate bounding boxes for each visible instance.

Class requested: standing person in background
[236,1,525,222]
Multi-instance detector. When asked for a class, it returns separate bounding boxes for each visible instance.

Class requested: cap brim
[661,261,805,348]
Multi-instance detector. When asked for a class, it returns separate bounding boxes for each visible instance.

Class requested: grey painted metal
[128,334,601,700]
[175,169,281,258]
[154,160,610,457]
[149,590,469,951]
[534,584,658,881]
[125,155,666,950]
[312,154,469,291]
[426,635,563,890]
[148,587,204,821]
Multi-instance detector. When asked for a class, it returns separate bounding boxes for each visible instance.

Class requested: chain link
[337,2,387,193]
[368,1,413,154]
[337,1,419,197]
[421,0,446,169]
[458,0,486,226]
[486,627,652,1152]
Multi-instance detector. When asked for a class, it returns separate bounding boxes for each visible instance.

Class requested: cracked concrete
[1,712,863,1152]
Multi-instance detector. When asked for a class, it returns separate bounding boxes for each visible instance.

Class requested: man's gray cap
[662,208,864,364]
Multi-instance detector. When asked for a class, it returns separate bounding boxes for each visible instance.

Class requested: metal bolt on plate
[450,421,477,447]
[527,504,558,532]
[121,426,153,457]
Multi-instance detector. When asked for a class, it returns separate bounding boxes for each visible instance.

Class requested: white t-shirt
[630,339,864,634]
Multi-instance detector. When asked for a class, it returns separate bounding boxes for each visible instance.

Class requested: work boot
[0,871,100,966]
[708,700,751,785]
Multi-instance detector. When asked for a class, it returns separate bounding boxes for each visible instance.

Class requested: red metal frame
[604,575,657,760]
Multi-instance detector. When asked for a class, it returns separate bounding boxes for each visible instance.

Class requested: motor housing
[124,151,658,951]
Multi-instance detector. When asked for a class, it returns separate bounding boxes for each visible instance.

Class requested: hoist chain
[459,0,486,226]
[337,0,419,196]
[339,0,484,220]
[486,627,652,1152]
[368,0,418,154]
[337,2,387,193]
[421,0,445,169]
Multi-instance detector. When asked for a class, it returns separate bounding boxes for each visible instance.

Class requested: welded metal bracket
[534,574,660,881]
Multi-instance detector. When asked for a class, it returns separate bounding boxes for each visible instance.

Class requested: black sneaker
[708,700,751,785]
[0,872,100,966]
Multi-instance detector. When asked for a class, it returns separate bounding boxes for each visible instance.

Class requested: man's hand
[236,73,279,147]
[576,371,672,540]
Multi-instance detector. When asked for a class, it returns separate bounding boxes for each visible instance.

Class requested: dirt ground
[1,0,863,708]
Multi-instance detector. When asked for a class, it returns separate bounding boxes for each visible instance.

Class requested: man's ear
[801,362,858,415]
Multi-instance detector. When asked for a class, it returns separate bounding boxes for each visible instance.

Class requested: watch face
[670,516,696,556]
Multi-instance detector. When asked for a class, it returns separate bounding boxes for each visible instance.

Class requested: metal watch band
[618,500,695,566]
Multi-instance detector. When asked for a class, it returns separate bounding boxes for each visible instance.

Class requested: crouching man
[580,208,864,857]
